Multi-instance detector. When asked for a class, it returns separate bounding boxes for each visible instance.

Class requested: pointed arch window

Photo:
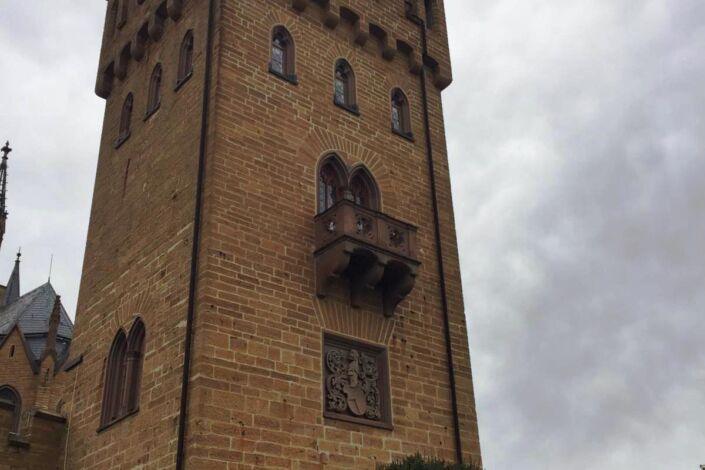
[318,156,347,214]
[115,93,133,148]
[100,318,145,430]
[270,27,296,83]
[334,59,357,113]
[145,64,162,118]
[176,30,194,88]
[391,88,413,139]
[349,168,379,210]
[0,386,21,434]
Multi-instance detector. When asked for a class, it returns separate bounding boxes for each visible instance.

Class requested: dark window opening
[100,318,145,430]
[9,345,15,358]
[391,88,413,139]
[318,155,347,214]
[270,27,296,83]
[176,30,194,89]
[349,169,379,211]
[0,386,22,434]
[334,59,357,113]
[115,93,133,148]
[145,64,162,118]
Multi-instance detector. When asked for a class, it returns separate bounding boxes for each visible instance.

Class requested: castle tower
[60,0,481,467]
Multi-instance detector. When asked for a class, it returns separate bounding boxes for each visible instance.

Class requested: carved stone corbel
[315,242,353,298]
[148,11,165,41]
[130,28,148,61]
[349,251,385,308]
[291,0,309,12]
[382,262,417,318]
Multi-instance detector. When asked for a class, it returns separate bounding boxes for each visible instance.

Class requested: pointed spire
[41,295,62,363]
[3,250,20,306]
[0,141,10,252]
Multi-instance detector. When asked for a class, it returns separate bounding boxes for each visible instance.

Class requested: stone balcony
[314,200,420,317]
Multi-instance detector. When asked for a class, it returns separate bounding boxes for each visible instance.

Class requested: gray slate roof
[0,282,73,362]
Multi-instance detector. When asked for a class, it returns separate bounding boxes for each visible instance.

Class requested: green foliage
[377,453,483,470]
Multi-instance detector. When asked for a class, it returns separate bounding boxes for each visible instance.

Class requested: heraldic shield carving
[323,333,392,429]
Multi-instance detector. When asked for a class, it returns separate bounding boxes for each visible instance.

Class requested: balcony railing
[314,200,420,317]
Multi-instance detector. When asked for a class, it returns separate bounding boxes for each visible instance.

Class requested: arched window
[125,319,145,414]
[101,330,127,426]
[177,30,194,87]
[334,59,357,112]
[146,64,162,117]
[391,88,412,138]
[0,386,21,433]
[270,27,296,82]
[100,319,146,429]
[116,93,133,148]
[318,155,347,213]
[349,167,379,210]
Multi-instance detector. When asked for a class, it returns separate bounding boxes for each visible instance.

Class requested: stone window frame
[115,92,133,149]
[333,59,358,115]
[391,88,414,141]
[317,155,381,214]
[176,30,194,90]
[322,332,393,430]
[0,385,22,434]
[145,63,163,119]
[269,26,297,85]
[99,318,146,432]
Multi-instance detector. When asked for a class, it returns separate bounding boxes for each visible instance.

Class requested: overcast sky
[0,1,703,469]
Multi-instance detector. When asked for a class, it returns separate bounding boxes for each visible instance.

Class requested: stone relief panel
[323,333,392,429]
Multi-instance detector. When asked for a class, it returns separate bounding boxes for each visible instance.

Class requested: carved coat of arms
[325,347,381,420]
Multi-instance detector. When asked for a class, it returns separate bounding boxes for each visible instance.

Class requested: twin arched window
[334,59,357,112]
[0,385,21,434]
[146,64,162,117]
[100,318,145,428]
[270,27,295,81]
[317,155,379,213]
[391,88,412,137]
[177,30,194,86]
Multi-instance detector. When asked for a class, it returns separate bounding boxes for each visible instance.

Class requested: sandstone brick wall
[0,406,66,470]
[184,0,480,468]
[0,329,39,417]
[54,1,210,468]
[37,0,481,469]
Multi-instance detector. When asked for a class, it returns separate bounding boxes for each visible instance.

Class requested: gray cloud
[0,1,702,468]
[445,0,705,468]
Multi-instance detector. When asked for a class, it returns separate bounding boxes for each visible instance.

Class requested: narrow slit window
[334,59,357,111]
[318,156,347,213]
[116,93,133,148]
[349,168,379,210]
[146,64,162,117]
[177,30,194,86]
[270,27,295,81]
[391,88,412,137]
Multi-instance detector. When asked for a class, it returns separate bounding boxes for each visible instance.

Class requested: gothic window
[116,93,133,148]
[318,155,347,214]
[177,30,194,88]
[349,168,379,210]
[125,319,145,414]
[100,318,145,429]
[334,59,357,112]
[391,88,412,138]
[101,330,127,427]
[323,334,392,429]
[0,386,21,433]
[270,27,296,82]
[146,64,162,117]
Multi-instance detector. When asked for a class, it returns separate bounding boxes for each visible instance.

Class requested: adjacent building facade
[0,0,481,468]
